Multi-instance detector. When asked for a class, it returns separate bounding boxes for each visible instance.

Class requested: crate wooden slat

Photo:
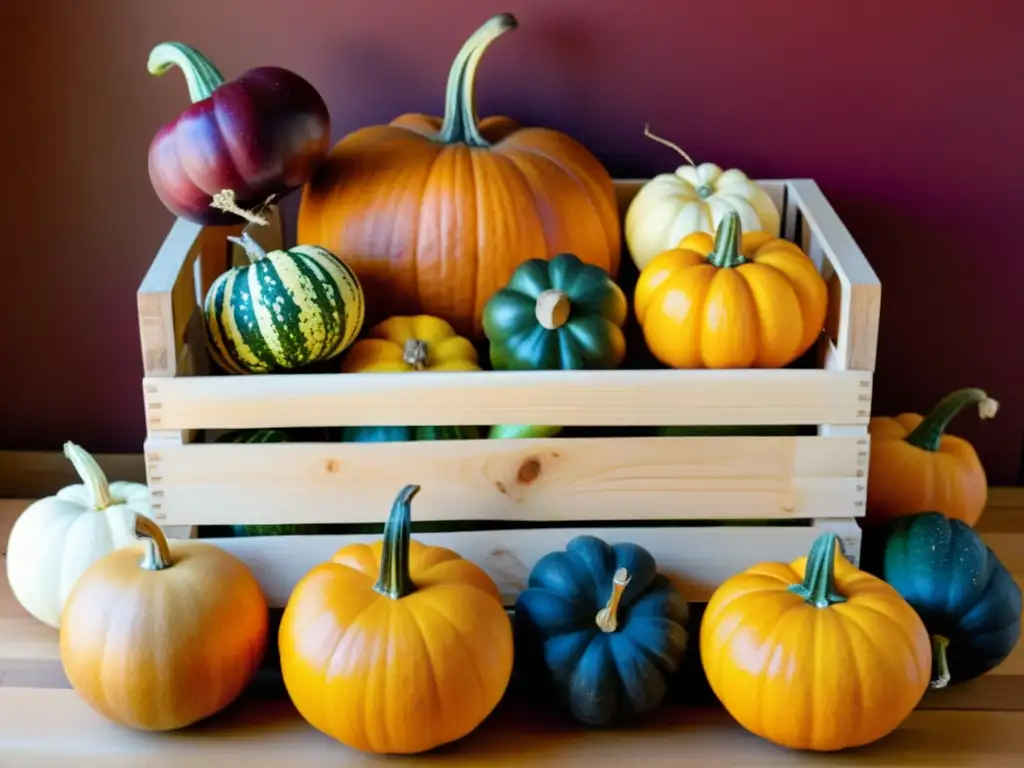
[143,367,872,431]
[135,177,881,599]
[144,435,867,527]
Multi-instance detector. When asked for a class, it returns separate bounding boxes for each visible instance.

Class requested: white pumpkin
[5,442,152,628]
[624,128,782,271]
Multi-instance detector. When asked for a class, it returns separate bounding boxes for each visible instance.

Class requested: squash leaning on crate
[60,515,268,731]
[624,126,781,271]
[296,13,621,339]
[513,535,690,726]
[634,211,828,369]
[5,442,153,629]
[700,532,931,752]
[278,485,514,755]
[871,511,1022,688]
[203,229,365,375]
[337,315,481,442]
[866,387,999,527]
[146,41,331,225]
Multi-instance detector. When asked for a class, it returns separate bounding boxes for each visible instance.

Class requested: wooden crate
[136,179,881,606]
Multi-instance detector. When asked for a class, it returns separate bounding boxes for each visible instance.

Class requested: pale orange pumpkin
[59,516,268,731]
[634,211,828,369]
[278,484,514,754]
[297,13,621,339]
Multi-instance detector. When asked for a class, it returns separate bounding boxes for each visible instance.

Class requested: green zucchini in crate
[213,429,326,537]
[203,231,365,375]
[334,425,481,442]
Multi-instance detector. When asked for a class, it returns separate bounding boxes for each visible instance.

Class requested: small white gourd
[625,126,782,271]
[5,442,152,628]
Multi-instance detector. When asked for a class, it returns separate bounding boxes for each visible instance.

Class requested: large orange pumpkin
[867,387,999,527]
[278,484,514,754]
[700,532,931,751]
[297,13,621,339]
[634,211,828,369]
[59,515,268,731]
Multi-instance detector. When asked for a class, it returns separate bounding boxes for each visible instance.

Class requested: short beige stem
[134,515,172,571]
[595,567,632,633]
[227,231,268,263]
[535,289,571,330]
[63,442,115,510]
[403,339,429,370]
[209,189,271,226]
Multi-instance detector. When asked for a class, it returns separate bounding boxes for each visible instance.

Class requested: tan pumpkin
[60,516,268,731]
[296,14,621,339]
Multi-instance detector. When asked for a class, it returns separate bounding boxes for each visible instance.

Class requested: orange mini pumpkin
[297,14,620,339]
[59,516,268,731]
[867,387,999,527]
[701,533,931,751]
[634,211,828,369]
[278,485,514,754]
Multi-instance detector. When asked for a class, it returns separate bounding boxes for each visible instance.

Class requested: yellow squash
[341,315,480,373]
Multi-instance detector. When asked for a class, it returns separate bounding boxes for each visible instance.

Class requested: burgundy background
[2,0,1021,483]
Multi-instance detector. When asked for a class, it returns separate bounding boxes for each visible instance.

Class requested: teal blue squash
[337,425,480,442]
[875,511,1022,687]
[513,535,689,726]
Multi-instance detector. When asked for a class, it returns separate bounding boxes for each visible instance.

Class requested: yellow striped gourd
[203,232,365,374]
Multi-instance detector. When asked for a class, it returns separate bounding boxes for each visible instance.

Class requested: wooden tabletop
[3,491,1024,766]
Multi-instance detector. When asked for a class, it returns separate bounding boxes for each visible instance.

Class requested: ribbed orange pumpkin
[297,13,621,339]
[634,211,828,369]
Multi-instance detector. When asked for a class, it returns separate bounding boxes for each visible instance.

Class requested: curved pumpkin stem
[134,515,173,572]
[905,388,999,452]
[438,13,517,147]
[705,211,746,270]
[931,635,952,689]
[595,567,632,633]
[374,484,421,599]
[63,442,115,510]
[787,533,848,608]
[147,42,226,103]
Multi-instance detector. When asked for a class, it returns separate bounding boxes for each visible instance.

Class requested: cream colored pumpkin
[624,129,781,271]
[5,442,152,628]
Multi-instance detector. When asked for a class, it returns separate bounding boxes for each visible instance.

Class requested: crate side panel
[146,436,867,526]
[143,368,872,431]
[202,519,862,607]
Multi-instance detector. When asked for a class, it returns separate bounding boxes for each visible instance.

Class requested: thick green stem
[930,635,952,689]
[787,533,848,608]
[227,232,268,263]
[905,388,999,452]
[63,442,115,509]
[134,515,172,572]
[705,211,746,269]
[374,485,422,599]
[438,14,517,147]
[147,42,226,103]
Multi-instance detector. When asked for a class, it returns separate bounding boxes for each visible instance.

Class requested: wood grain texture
[142,368,873,431]
[181,519,863,607]
[0,495,1022,763]
[144,435,868,526]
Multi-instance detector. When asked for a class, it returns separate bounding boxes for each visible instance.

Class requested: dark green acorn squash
[513,535,689,726]
[483,253,628,371]
[876,511,1022,687]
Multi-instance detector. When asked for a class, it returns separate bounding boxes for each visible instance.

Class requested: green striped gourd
[203,231,365,374]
